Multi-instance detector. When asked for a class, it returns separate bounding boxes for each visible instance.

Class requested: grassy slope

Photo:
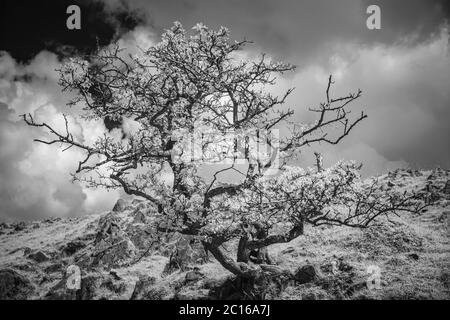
[0,169,449,299]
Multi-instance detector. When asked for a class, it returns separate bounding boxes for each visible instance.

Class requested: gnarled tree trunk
[202,222,303,298]
[236,222,273,265]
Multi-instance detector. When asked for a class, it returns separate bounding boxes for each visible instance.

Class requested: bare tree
[23,22,426,282]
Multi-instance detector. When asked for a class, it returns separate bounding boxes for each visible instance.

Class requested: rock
[96,212,122,242]
[130,276,156,299]
[162,235,209,275]
[0,269,34,299]
[27,250,50,263]
[112,199,127,212]
[92,238,137,268]
[132,210,147,224]
[14,222,26,232]
[91,212,138,268]
[185,269,204,283]
[45,262,64,274]
[126,224,158,251]
[61,240,86,256]
[408,253,419,260]
[109,270,121,280]
[294,265,318,284]
[443,180,450,195]
[210,276,244,299]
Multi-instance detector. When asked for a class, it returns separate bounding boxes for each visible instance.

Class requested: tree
[23,22,426,282]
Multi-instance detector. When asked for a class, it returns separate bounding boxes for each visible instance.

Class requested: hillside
[0,168,449,300]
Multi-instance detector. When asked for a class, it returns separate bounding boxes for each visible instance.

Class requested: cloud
[272,28,450,173]
[361,0,450,44]
[0,54,118,222]
[115,0,449,64]
[0,0,145,63]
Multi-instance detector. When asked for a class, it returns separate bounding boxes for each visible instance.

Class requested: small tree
[24,23,425,281]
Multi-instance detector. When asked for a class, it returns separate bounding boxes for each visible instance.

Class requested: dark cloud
[0,0,144,63]
[117,0,449,64]
[361,0,450,44]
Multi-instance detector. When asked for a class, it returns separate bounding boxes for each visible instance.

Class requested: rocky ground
[0,168,449,300]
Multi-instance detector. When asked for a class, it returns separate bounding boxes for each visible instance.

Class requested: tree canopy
[24,22,427,278]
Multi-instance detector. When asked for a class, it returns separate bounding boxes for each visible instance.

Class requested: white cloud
[270,29,450,173]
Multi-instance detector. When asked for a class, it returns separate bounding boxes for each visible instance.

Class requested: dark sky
[0,0,144,62]
[0,0,449,221]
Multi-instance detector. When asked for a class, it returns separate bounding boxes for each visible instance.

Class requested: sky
[0,0,449,221]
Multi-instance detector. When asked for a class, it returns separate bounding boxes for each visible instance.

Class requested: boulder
[90,212,138,268]
[0,269,34,299]
[408,253,419,260]
[61,240,86,256]
[162,235,209,275]
[294,265,318,284]
[92,237,137,268]
[185,269,204,283]
[133,211,147,224]
[45,262,65,274]
[27,250,50,263]
[112,199,127,212]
